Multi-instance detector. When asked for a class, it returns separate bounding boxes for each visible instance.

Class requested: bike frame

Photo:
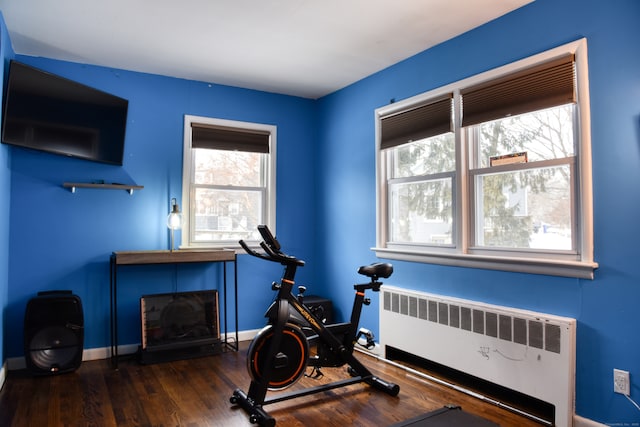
[231,227,399,426]
[262,263,380,367]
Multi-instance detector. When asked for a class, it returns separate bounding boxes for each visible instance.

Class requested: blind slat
[380,94,453,150]
[461,54,575,127]
[191,123,270,153]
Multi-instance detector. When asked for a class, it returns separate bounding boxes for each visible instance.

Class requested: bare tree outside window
[472,104,575,250]
[193,149,265,242]
[389,133,455,245]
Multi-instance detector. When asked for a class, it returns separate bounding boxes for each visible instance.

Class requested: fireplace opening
[139,290,221,363]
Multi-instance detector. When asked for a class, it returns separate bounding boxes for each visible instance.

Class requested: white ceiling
[0,0,533,99]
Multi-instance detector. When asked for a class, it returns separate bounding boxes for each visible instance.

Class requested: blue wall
[0,13,12,370]
[3,56,318,353]
[1,0,640,424]
[317,0,640,424]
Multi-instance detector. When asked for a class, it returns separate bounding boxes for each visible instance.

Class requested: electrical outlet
[614,369,630,395]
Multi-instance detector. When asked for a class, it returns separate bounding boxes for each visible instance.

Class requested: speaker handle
[37,290,73,297]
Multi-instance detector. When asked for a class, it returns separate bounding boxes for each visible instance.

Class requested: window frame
[374,38,597,279]
[181,115,277,249]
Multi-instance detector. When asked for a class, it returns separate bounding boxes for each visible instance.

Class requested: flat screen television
[1,60,128,165]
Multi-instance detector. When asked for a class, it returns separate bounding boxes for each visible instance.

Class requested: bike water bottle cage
[358,263,393,280]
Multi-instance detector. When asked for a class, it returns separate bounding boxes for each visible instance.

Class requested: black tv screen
[1,60,128,165]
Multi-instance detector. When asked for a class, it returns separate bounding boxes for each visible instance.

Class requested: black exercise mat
[390,405,499,427]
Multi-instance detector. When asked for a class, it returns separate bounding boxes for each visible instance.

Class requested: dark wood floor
[0,342,544,426]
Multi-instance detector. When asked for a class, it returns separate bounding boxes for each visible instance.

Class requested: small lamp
[167,198,183,252]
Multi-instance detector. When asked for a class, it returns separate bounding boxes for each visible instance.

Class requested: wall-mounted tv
[1,60,129,166]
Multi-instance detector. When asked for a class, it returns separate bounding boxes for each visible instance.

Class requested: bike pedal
[305,367,324,379]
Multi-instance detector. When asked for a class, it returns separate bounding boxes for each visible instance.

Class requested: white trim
[4,331,263,371]
[374,38,596,278]
[374,246,596,279]
[573,414,607,427]
[235,328,261,342]
[5,344,140,371]
[181,115,277,249]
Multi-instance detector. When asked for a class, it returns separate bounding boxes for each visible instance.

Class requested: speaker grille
[29,325,81,371]
[24,292,84,375]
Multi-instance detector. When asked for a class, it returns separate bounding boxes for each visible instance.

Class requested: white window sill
[181,241,262,253]
[372,247,598,279]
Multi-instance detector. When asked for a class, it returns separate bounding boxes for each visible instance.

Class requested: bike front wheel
[247,323,309,390]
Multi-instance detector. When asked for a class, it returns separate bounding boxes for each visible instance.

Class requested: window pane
[193,188,263,242]
[473,104,575,168]
[392,133,455,178]
[389,178,453,245]
[194,148,262,186]
[475,165,572,250]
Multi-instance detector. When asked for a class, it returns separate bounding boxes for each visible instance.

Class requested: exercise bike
[231,225,400,426]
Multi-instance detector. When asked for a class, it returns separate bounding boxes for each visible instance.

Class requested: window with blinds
[382,95,456,247]
[375,39,596,279]
[182,116,276,247]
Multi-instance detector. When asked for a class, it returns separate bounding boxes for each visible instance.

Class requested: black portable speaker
[24,291,84,375]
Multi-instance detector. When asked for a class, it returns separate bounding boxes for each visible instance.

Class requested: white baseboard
[235,328,260,343]
[6,330,262,371]
[573,414,607,427]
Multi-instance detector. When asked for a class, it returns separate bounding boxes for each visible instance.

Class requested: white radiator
[379,285,576,427]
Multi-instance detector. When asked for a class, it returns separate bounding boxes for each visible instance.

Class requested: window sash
[190,184,266,244]
[182,115,276,249]
[387,172,455,247]
[469,158,576,253]
[374,39,596,278]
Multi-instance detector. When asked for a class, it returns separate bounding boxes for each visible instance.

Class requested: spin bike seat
[358,263,393,280]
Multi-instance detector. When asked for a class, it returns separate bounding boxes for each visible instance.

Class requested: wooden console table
[109,249,238,368]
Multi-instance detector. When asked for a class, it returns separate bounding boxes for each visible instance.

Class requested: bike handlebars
[258,225,280,252]
[239,226,305,267]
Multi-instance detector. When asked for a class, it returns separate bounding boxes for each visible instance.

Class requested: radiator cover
[380,285,575,427]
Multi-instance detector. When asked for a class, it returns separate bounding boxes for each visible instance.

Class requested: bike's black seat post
[344,281,379,348]
[346,287,367,348]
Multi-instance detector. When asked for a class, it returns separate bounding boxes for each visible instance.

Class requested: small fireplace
[139,290,221,363]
